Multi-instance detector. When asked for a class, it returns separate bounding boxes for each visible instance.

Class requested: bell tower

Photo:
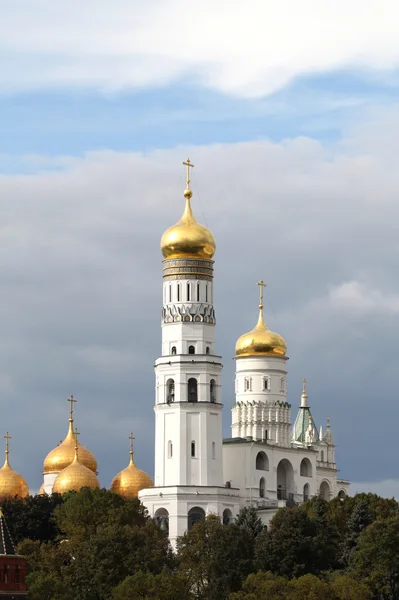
[154,159,223,487]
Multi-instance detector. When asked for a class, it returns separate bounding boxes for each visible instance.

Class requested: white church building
[139,160,349,542]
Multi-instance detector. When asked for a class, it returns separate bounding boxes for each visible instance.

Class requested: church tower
[155,159,223,487]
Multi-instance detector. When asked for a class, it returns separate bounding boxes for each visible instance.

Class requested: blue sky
[2,0,399,497]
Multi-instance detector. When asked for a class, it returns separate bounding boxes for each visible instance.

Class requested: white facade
[139,184,349,539]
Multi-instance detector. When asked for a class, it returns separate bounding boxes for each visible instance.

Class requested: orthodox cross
[4,432,11,454]
[129,432,135,455]
[67,394,77,420]
[183,158,194,188]
[302,378,307,396]
[257,280,267,307]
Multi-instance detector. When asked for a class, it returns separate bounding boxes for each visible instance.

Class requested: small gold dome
[43,419,97,475]
[111,435,153,499]
[161,191,216,260]
[235,307,287,358]
[52,450,100,495]
[0,435,29,501]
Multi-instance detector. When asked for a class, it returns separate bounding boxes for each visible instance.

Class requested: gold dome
[0,433,29,501]
[235,281,287,358]
[160,159,215,260]
[43,397,97,475]
[110,434,153,499]
[52,449,100,495]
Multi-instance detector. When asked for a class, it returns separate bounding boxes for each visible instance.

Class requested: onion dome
[0,432,29,501]
[43,395,97,475]
[235,280,287,358]
[160,159,216,260]
[52,445,100,495]
[110,433,153,499]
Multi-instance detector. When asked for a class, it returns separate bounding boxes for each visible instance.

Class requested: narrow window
[191,441,196,457]
[206,346,210,355]
[171,346,177,355]
[244,378,250,391]
[320,450,324,462]
[187,282,190,301]
[205,283,208,303]
[265,430,268,441]
[169,284,171,303]
[188,378,198,402]
[212,441,216,459]
[263,378,269,391]
[188,345,195,355]
[210,379,216,402]
[166,379,175,403]
[168,440,173,458]
[259,478,266,498]
[177,284,180,301]
[197,282,200,301]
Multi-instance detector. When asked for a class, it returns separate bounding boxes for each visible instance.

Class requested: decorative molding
[163,258,214,280]
[162,303,216,324]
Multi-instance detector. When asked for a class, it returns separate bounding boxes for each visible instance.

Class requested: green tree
[330,574,372,600]
[350,516,399,599]
[26,572,74,600]
[177,514,253,600]
[1,493,63,543]
[286,574,335,600]
[235,507,264,539]
[112,570,192,600]
[54,487,147,541]
[341,499,372,565]
[228,571,288,600]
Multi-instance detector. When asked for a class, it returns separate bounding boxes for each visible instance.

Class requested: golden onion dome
[235,282,287,358]
[52,449,100,495]
[0,433,29,501]
[43,401,97,475]
[160,160,215,260]
[110,435,153,499]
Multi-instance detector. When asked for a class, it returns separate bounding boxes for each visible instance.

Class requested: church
[0,160,349,545]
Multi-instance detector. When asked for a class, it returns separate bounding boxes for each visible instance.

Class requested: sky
[1,0,399,497]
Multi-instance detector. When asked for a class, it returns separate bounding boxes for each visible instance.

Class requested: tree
[1,493,63,543]
[341,499,372,565]
[350,516,399,599]
[54,487,147,541]
[26,572,74,600]
[330,574,372,600]
[255,507,333,578]
[177,515,253,600]
[286,574,335,600]
[228,571,288,600]
[112,570,192,600]
[235,507,264,539]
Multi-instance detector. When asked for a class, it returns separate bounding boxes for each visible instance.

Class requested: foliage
[177,514,253,600]
[112,570,192,600]
[235,506,265,539]
[1,493,63,543]
[329,573,373,600]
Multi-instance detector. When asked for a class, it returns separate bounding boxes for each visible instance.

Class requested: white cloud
[1,0,399,97]
[327,281,399,314]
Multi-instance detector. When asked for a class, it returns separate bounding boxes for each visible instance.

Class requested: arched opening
[300,457,312,477]
[205,284,208,303]
[187,282,190,301]
[210,379,216,402]
[320,450,324,462]
[188,345,195,354]
[155,508,169,534]
[168,440,173,458]
[188,506,206,530]
[259,477,266,498]
[177,283,180,301]
[303,483,310,502]
[223,508,233,525]
[319,480,331,501]
[256,451,269,471]
[206,346,210,354]
[188,378,198,402]
[338,489,346,500]
[212,441,216,459]
[191,441,196,457]
[197,282,200,301]
[171,346,177,355]
[166,378,175,403]
[277,459,295,502]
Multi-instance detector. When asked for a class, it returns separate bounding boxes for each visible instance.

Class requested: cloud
[1,110,399,490]
[352,480,399,499]
[1,1,399,97]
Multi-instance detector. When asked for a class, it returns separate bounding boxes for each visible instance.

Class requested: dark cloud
[0,115,398,492]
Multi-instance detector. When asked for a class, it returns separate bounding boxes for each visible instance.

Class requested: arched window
[256,451,269,471]
[166,378,175,403]
[188,507,205,530]
[259,477,266,498]
[187,282,190,301]
[205,283,208,302]
[155,508,169,534]
[263,377,269,391]
[338,489,346,501]
[188,345,195,354]
[177,284,180,301]
[300,458,312,477]
[264,430,268,441]
[212,441,216,459]
[197,282,200,301]
[169,284,172,302]
[319,480,331,501]
[191,441,196,457]
[168,440,173,458]
[320,450,324,462]
[188,378,198,402]
[171,346,177,355]
[223,508,233,525]
[210,379,216,402]
[303,483,310,502]
[206,346,210,354]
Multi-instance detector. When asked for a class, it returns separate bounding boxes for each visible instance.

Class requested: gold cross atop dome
[302,378,308,398]
[67,394,77,421]
[257,280,267,309]
[183,158,195,188]
[129,432,135,455]
[4,432,11,455]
